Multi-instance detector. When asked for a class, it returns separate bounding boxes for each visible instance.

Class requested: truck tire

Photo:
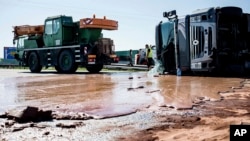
[58,50,77,73]
[54,65,62,73]
[28,52,42,73]
[86,64,103,73]
[55,65,78,73]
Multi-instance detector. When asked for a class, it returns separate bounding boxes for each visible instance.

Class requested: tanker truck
[13,14,118,73]
[155,6,250,75]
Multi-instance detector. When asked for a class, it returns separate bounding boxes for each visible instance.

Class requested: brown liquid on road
[0,71,242,118]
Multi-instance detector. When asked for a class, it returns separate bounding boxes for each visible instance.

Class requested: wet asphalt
[0,68,243,140]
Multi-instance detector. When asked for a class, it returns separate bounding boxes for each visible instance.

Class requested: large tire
[71,64,79,73]
[86,64,103,73]
[28,52,42,73]
[58,50,77,73]
[54,65,62,73]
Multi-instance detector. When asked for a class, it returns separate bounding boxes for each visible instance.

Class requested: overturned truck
[13,15,118,73]
[155,6,250,75]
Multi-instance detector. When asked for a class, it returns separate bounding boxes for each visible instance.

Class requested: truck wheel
[71,64,79,73]
[54,65,62,73]
[86,64,103,73]
[58,50,77,73]
[28,52,42,73]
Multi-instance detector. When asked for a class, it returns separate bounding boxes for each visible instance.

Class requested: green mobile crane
[13,15,118,73]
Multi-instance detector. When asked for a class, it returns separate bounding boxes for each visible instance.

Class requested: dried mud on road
[120,79,250,141]
[0,69,250,140]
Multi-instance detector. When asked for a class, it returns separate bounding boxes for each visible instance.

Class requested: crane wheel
[54,65,62,73]
[28,52,42,73]
[58,50,77,73]
[86,64,103,73]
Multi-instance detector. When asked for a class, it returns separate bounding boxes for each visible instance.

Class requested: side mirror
[163,10,177,20]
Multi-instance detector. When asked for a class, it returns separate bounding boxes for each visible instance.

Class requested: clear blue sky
[1,0,250,58]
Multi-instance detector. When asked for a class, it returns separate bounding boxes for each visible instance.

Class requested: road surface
[0,68,248,141]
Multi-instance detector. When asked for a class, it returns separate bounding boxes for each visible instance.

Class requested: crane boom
[13,25,44,39]
[80,15,118,30]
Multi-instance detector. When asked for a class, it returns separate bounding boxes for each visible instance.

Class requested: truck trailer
[13,15,118,73]
[155,6,250,75]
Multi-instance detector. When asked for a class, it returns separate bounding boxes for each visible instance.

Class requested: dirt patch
[118,79,250,141]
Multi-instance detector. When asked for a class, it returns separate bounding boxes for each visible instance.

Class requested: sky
[0,0,250,58]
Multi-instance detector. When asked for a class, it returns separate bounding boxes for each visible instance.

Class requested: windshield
[161,22,175,49]
[16,36,28,50]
